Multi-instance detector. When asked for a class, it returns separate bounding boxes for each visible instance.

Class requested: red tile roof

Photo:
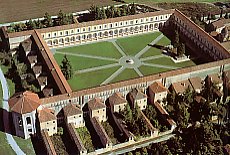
[9,91,41,114]
[149,81,167,93]
[63,103,82,117]
[87,98,105,111]
[38,108,56,123]
[109,92,127,106]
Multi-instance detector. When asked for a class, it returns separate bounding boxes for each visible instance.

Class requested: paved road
[135,34,164,58]
[0,68,25,155]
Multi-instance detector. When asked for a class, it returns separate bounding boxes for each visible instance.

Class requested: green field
[54,32,196,91]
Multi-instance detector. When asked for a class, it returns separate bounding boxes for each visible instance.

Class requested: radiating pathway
[75,63,120,74]
[0,68,25,155]
[55,32,175,86]
[101,67,125,85]
[56,51,119,62]
[135,34,164,58]
[142,62,178,69]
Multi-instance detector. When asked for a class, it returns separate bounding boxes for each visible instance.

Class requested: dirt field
[0,0,119,23]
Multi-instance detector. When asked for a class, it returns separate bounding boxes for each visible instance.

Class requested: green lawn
[54,53,116,71]
[156,36,171,46]
[111,69,139,83]
[54,32,196,90]
[116,32,161,56]
[145,57,196,68]
[0,131,15,155]
[13,136,35,155]
[69,67,120,90]
[139,66,171,76]
[56,41,122,58]
[140,47,162,58]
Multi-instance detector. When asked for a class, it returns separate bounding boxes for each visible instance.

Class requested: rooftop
[9,91,41,114]
[87,98,105,111]
[149,81,167,93]
[171,80,192,94]
[109,92,127,106]
[63,103,82,117]
[38,108,56,123]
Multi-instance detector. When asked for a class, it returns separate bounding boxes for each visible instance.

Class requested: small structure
[189,77,203,93]
[128,88,147,110]
[87,98,106,122]
[38,108,57,136]
[209,73,223,91]
[170,80,192,95]
[149,81,168,105]
[9,91,41,139]
[108,92,127,113]
[63,104,84,128]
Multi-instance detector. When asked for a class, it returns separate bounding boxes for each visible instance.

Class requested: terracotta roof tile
[171,80,191,94]
[211,18,230,29]
[63,104,82,117]
[189,77,203,91]
[38,108,56,123]
[87,98,105,111]
[9,91,41,114]
[27,55,37,64]
[109,92,127,106]
[149,81,167,93]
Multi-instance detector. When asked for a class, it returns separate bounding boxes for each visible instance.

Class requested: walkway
[0,68,25,155]
[56,51,119,62]
[101,67,125,85]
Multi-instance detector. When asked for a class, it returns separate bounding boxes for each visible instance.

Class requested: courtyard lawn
[54,53,116,71]
[139,66,171,76]
[140,47,162,58]
[145,57,196,68]
[156,36,171,46]
[69,67,120,90]
[56,41,122,59]
[111,69,139,83]
[116,32,161,56]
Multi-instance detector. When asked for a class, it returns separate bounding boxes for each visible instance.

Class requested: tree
[43,12,53,27]
[99,7,107,19]
[35,19,44,29]
[224,12,229,19]
[172,30,180,48]
[121,5,127,16]
[57,10,68,25]
[106,6,115,18]
[130,3,137,15]
[123,103,132,123]
[115,8,121,17]
[60,55,72,80]
[26,19,36,30]
[177,42,185,57]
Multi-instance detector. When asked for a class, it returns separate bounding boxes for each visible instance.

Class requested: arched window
[26,117,31,125]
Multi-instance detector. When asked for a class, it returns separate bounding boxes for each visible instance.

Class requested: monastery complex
[0,8,230,155]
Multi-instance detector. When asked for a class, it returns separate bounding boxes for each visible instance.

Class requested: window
[54,33,57,37]
[110,24,113,28]
[94,26,97,30]
[99,26,102,29]
[83,28,85,32]
[88,27,91,31]
[47,122,49,125]
[120,22,123,26]
[136,20,138,24]
[71,30,74,34]
[98,110,100,113]
[48,34,51,38]
[130,21,133,25]
[77,29,80,32]
[79,115,82,117]
[150,18,153,21]
[74,116,76,118]
[103,109,105,111]
[28,129,32,132]
[155,17,158,20]
[65,31,69,36]
[53,127,55,130]
[60,32,63,36]
[26,117,31,125]
[104,24,107,28]
[47,129,49,131]
[18,117,22,127]
[115,23,118,27]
